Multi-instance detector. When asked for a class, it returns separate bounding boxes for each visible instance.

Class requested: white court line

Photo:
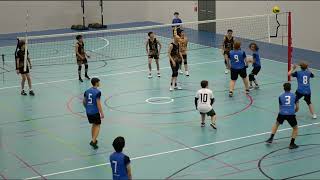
[0,60,220,91]
[25,122,320,180]
[145,97,174,105]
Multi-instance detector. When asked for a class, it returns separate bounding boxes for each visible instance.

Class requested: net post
[1,54,4,83]
[100,0,104,26]
[287,11,292,81]
[81,0,86,28]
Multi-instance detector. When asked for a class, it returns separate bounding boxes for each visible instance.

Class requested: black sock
[290,138,295,145]
[270,134,275,139]
[78,71,81,79]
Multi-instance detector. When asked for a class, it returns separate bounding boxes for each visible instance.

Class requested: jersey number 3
[285,96,291,105]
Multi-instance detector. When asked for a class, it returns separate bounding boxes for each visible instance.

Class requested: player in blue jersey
[83,78,104,149]
[172,12,182,36]
[266,83,299,149]
[228,41,250,97]
[248,43,261,89]
[288,62,316,119]
[110,136,132,180]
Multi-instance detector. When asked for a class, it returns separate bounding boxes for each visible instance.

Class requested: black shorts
[148,54,159,60]
[18,66,29,74]
[87,113,101,125]
[200,109,216,117]
[231,68,247,80]
[182,54,187,64]
[223,50,230,56]
[77,58,88,65]
[277,114,297,127]
[295,91,312,105]
[251,66,261,75]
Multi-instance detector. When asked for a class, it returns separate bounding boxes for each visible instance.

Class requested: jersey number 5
[88,93,93,104]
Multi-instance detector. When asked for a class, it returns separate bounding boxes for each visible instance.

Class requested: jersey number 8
[234,55,239,62]
[303,76,308,85]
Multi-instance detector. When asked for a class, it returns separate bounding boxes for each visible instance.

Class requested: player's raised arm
[288,64,297,76]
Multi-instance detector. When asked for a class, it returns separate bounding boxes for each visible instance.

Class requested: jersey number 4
[200,93,208,103]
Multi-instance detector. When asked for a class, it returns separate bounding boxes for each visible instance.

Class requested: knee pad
[249,74,254,81]
[305,98,312,105]
[78,66,82,71]
[172,71,178,77]
[85,64,88,69]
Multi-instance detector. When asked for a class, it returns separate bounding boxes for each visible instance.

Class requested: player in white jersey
[195,80,217,129]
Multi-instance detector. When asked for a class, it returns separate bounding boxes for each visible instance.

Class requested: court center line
[25,121,320,180]
[0,60,220,91]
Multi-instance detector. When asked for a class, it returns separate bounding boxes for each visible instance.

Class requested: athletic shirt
[195,88,214,113]
[76,42,85,59]
[148,38,159,54]
[223,36,234,51]
[84,87,101,115]
[109,152,131,180]
[179,38,188,54]
[229,50,247,69]
[292,70,314,95]
[16,50,29,68]
[172,18,182,27]
[170,43,180,60]
[252,51,261,68]
[279,92,296,115]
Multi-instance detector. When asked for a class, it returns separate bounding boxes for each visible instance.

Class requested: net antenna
[81,0,86,28]
[269,13,281,38]
[23,10,30,72]
[99,0,105,27]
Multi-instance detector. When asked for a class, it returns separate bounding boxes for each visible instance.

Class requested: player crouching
[195,80,217,129]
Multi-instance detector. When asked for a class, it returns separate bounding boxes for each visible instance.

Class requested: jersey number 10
[200,93,208,103]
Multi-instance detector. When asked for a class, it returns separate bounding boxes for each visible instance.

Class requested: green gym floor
[0,33,320,179]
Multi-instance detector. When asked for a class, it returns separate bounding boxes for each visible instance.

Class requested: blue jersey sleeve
[97,91,101,99]
[291,71,298,77]
[279,97,282,105]
[124,155,130,166]
[243,51,246,58]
